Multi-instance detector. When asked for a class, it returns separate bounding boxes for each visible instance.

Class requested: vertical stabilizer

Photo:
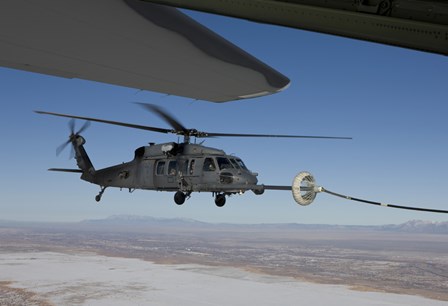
[72,135,95,181]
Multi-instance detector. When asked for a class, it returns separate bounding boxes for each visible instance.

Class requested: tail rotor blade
[69,145,76,160]
[68,118,75,135]
[77,120,91,135]
[56,119,89,158]
[56,140,70,156]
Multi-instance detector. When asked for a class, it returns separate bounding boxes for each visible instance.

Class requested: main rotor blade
[203,132,352,139]
[35,111,172,134]
[136,103,187,133]
[36,109,352,140]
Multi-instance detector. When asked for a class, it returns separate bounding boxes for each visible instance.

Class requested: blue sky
[1,9,447,225]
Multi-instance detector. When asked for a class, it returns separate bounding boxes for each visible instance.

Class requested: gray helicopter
[35,104,448,214]
[36,103,352,207]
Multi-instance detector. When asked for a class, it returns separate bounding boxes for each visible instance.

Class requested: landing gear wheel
[174,191,186,205]
[215,194,226,207]
[95,186,106,203]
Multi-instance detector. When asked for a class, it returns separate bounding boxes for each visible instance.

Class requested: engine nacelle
[292,171,322,206]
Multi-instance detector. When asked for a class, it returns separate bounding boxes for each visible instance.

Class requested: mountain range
[1,215,447,234]
[79,215,448,234]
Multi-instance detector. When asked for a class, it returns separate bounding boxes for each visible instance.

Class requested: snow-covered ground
[0,252,445,306]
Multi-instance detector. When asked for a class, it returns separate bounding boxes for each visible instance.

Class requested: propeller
[54,118,90,158]
[35,104,352,143]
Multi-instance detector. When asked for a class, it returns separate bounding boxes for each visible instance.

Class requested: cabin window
[156,161,165,175]
[203,158,216,171]
[168,160,177,176]
[181,160,188,176]
[189,159,196,175]
[216,157,233,170]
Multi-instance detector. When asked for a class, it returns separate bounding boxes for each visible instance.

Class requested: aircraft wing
[0,0,289,102]
[144,0,448,56]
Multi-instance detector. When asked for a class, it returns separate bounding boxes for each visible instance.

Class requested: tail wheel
[215,194,226,207]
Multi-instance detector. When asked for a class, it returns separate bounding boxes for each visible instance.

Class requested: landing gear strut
[95,186,107,202]
[215,194,226,207]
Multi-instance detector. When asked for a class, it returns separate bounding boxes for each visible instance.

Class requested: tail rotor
[56,119,90,158]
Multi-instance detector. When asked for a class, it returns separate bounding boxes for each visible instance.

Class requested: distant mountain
[79,215,354,230]
[380,220,448,234]
[80,215,209,227]
[2,216,447,234]
[78,216,448,234]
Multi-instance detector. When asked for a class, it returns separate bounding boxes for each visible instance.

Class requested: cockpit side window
[203,157,216,171]
[168,160,177,176]
[216,157,233,170]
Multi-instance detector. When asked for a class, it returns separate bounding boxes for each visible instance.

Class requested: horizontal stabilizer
[48,168,83,173]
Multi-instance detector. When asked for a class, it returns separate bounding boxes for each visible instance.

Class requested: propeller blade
[35,110,172,134]
[77,120,91,135]
[135,103,187,133]
[69,145,76,160]
[56,140,70,156]
[68,118,75,135]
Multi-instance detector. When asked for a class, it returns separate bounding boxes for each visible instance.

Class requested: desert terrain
[1,217,447,305]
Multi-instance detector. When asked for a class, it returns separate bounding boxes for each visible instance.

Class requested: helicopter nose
[239,171,258,185]
[220,169,258,186]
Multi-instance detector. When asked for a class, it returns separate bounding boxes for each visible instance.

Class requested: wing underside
[0,0,290,102]
[144,0,448,56]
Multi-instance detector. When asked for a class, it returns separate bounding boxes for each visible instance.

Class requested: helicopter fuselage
[81,140,261,203]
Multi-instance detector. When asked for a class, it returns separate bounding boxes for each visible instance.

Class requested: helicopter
[35,103,351,207]
[36,104,448,214]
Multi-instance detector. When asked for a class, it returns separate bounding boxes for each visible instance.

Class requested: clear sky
[1,9,447,225]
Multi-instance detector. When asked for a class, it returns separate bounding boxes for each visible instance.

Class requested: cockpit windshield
[235,158,248,170]
[216,157,233,170]
[229,158,240,169]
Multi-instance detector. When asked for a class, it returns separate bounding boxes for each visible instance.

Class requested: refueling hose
[322,187,448,214]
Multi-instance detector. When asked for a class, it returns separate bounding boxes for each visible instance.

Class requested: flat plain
[1,218,447,305]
